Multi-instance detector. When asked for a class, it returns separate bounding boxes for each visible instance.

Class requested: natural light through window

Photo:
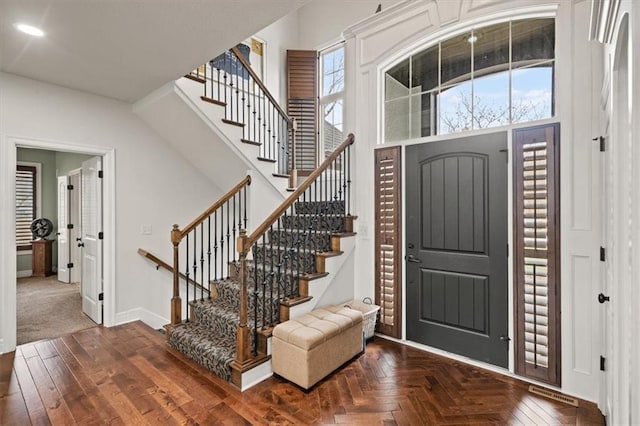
[384,18,555,141]
[320,44,345,157]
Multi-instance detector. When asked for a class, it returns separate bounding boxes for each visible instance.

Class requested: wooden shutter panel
[287,50,318,176]
[514,123,560,385]
[16,165,37,250]
[375,146,402,338]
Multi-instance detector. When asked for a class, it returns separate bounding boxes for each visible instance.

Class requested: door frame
[0,135,116,354]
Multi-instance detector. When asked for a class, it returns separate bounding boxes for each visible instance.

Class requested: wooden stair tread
[200,96,226,107]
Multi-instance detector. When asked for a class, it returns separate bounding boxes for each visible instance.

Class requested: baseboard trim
[114,308,168,330]
[17,270,32,278]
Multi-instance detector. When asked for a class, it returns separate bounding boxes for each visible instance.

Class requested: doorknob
[598,293,610,304]
[405,254,422,263]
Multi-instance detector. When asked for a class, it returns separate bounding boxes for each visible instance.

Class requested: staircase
[147,48,356,390]
[168,198,351,382]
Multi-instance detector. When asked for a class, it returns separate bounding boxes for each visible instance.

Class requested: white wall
[0,72,223,352]
[344,0,604,402]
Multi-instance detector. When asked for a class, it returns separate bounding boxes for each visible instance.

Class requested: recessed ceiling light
[14,23,45,37]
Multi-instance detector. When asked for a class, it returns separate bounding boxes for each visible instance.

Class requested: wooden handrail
[138,248,207,292]
[244,134,355,250]
[230,46,292,126]
[176,175,251,241]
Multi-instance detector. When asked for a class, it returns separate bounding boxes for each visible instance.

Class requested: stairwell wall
[0,72,222,352]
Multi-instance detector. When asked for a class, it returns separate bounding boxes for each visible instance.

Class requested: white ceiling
[0,0,307,102]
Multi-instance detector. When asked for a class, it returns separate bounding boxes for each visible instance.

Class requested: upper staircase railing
[231,134,354,375]
[170,175,251,325]
[188,46,297,184]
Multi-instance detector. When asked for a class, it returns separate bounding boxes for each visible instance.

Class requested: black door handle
[405,254,422,263]
[598,293,610,304]
[78,242,85,248]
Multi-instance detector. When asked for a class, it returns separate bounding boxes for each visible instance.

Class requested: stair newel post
[235,229,252,365]
[171,224,182,325]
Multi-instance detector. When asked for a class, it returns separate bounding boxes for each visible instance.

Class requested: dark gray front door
[406,133,508,367]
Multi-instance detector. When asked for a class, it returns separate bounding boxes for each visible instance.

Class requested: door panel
[69,171,82,283]
[406,132,508,367]
[57,176,70,283]
[81,156,103,324]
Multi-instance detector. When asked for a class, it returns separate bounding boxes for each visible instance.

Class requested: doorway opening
[15,147,104,345]
[1,136,115,354]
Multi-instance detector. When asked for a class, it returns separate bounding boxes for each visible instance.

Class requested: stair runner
[169,200,346,381]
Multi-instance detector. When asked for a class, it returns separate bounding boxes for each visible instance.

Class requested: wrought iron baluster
[223,54,228,118]
[192,230,197,305]
[213,210,218,281]
[253,244,259,355]
[226,201,231,278]
[243,185,248,230]
[200,224,204,301]
[232,195,237,263]
[347,144,351,215]
[220,206,225,281]
[185,234,190,321]
[207,216,212,298]
[252,81,257,143]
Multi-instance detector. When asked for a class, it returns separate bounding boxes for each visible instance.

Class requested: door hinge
[600,246,606,262]
[67,263,74,268]
[67,184,74,190]
[98,231,104,240]
[600,355,606,371]
[98,170,103,178]
[98,293,104,301]
[67,224,74,229]
[593,136,605,152]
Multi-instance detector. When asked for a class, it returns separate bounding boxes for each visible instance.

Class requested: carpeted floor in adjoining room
[17,275,97,345]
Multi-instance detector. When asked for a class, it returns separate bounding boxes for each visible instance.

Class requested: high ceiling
[0,0,307,102]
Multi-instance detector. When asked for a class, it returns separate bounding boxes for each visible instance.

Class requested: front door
[406,132,508,367]
[80,156,103,324]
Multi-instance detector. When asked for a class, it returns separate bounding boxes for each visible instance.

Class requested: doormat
[529,385,579,407]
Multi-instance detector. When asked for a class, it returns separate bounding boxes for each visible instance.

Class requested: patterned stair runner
[169,200,346,381]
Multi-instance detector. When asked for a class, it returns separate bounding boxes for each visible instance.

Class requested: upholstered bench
[272,305,364,389]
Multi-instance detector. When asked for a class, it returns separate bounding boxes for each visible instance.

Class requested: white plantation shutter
[16,165,37,249]
[375,147,402,338]
[514,124,560,385]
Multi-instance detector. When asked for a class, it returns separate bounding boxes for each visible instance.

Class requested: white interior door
[69,170,82,283]
[57,175,70,283]
[80,156,103,323]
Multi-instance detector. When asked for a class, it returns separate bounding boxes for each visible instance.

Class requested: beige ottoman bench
[272,305,363,389]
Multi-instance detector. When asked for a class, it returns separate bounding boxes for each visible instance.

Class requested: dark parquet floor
[0,321,604,425]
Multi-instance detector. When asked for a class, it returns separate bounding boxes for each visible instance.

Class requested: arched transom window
[384,18,555,141]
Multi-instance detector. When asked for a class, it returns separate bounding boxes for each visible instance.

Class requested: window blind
[16,165,37,250]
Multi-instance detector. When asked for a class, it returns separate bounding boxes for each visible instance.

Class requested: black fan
[30,218,53,240]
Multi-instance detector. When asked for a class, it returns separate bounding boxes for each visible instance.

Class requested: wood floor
[0,321,604,425]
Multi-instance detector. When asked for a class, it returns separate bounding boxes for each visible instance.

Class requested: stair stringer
[133,79,288,221]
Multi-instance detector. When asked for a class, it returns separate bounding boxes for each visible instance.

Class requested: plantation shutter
[374,147,402,338]
[16,165,37,250]
[287,50,318,176]
[514,124,560,385]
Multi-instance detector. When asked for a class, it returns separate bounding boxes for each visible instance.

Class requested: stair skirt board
[169,200,351,384]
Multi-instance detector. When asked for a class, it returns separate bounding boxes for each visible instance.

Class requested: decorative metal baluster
[229,54,235,122]
[200,224,204,301]
[252,81,257,143]
[347,144,352,215]
[261,234,267,329]
[185,234,190,321]
[341,150,347,224]
[223,54,228,119]
[253,244,259,354]
[276,217,283,320]
[213,211,218,281]
[216,63,221,102]
[207,216,212,297]
[235,60,240,123]
[268,227,275,325]
[192,230,197,306]
[293,204,300,295]
[232,194,237,263]
[243,185,248,229]
[242,69,247,137]
[220,206,225,281]
[226,201,231,278]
